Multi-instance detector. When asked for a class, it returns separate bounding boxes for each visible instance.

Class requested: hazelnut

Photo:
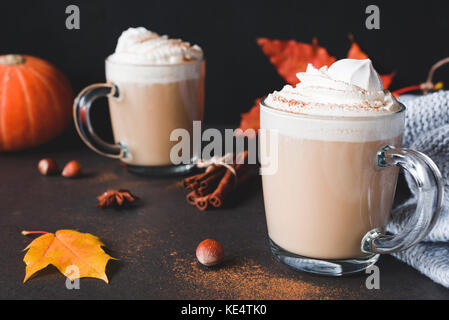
[196,239,224,267]
[62,160,82,178]
[37,158,58,176]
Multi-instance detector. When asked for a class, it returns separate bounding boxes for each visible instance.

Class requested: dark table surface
[1,132,448,300]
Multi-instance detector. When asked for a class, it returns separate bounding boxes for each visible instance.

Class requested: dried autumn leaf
[379,73,395,90]
[347,39,368,60]
[238,98,262,134]
[257,37,336,85]
[258,36,394,88]
[23,230,116,283]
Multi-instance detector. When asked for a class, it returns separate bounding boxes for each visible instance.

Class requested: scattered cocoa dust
[120,228,153,262]
[168,256,347,300]
[92,172,120,183]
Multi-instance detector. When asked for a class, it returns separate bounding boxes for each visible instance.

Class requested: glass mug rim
[105,55,204,68]
[260,97,406,121]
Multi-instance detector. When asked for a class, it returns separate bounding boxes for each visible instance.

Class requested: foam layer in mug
[260,104,405,142]
[106,59,203,84]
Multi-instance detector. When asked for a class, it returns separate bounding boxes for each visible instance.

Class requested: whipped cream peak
[327,59,383,91]
[109,27,203,65]
[266,59,400,116]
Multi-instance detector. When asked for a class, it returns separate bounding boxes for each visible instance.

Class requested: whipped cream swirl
[109,27,203,65]
[265,59,401,116]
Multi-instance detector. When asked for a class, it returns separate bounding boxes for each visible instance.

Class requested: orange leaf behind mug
[347,39,369,60]
[257,37,394,89]
[257,38,336,85]
[238,98,262,135]
[380,74,395,90]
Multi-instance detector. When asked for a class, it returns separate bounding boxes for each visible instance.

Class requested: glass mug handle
[362,145,443,254]
[73,83,128,159]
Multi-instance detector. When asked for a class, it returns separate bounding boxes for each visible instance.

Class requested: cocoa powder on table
[167,256,349,300]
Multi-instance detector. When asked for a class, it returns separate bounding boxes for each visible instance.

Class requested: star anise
[97,189,137,209]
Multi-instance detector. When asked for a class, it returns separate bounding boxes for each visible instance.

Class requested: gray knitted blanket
[387,91,449,288]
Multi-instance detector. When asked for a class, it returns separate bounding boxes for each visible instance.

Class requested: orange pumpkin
[0,54,73,151]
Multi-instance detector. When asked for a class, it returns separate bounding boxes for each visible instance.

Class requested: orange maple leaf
[258,37,394,89]
[238,98,262,135]
[347,39,369,60]
[257,37,336,85]
[380,74,395,90]
[22,230,116,283]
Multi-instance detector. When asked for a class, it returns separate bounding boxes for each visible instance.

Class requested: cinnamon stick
[194,195,210,211]
[186,190,199,205]
[183,175,199,189]
[197,171,225,195]
[199,167,226,189]
[182,151,251,210]
[196,185,213,197]
[209,163,250,208]
[183,166,226,190]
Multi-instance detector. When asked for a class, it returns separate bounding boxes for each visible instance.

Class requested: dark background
[2,0,449,126]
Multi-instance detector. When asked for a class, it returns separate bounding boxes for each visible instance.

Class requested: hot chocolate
[74,27,205,175]
[261,59,403,260]
[107,27,204,167]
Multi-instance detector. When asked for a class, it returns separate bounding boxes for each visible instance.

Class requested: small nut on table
[37,158,58,176]
[196,239,224,267]
[62,160,83,178]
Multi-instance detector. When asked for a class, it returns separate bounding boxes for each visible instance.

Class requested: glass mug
[260,100,442,276]
[74,58,205,176]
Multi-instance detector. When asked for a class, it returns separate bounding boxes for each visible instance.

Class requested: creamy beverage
[106,27,204,167]
[262,130,402,259]
[261,59,404,260]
